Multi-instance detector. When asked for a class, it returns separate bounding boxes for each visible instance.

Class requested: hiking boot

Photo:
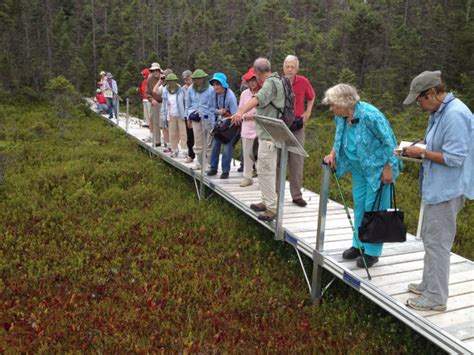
[292,198,307,207]
[237,166,244,172]
[342,247,363,260]
[220,172,229,179]
[250,202,267,212]
[240,179,253,187]
[258,210,276,222]
[408,283,423,295]
[207,169,218,176]
[406,295,446,312]
[356,255,379,268]
[252,169,258,177]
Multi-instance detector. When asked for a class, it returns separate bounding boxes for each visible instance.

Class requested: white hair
[322,84,360,108]
[253,57,271,73]
[182,70,192,79]
[284,55,299,69]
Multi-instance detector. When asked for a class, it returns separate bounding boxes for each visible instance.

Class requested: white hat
[149,62,163,72]
[100,71,106,76]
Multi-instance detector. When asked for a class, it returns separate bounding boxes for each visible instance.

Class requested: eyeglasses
[416,89,430,105]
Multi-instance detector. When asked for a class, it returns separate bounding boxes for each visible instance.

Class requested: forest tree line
[0,0,473,111]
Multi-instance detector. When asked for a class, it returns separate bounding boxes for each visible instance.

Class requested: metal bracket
[285,232,311,293]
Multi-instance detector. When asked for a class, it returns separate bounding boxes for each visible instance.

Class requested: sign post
[254,115,308,241]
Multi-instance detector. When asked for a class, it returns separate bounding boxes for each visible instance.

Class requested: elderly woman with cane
[323,84,400,268]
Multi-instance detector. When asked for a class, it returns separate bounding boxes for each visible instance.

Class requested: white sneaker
[185,156,194,163]
[240,179,253,187]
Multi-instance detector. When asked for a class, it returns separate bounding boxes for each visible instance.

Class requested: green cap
[165,73,178,81]
[191,69,208,79]
[403,70,442,105]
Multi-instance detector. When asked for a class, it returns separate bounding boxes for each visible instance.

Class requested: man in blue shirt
[403,70,473,312]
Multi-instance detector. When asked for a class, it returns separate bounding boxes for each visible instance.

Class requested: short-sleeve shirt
[292,75,315,117]
[254,72,284,140]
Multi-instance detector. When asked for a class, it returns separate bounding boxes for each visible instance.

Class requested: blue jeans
[106,97,117,118]
[210,134,239,173]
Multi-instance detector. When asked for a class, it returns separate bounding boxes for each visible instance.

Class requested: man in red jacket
[137,68,151,129]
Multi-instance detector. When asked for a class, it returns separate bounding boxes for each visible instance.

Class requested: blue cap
[209,72,229,89]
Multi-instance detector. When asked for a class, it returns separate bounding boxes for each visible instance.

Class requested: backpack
[270,74,295,129]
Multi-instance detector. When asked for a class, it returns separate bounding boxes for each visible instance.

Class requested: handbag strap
[370,183,384,212]
[391,183,397,210]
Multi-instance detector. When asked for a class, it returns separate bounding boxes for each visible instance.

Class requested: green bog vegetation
[0,100,469,353]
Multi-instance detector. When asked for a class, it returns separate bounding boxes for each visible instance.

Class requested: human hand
[302,111,311,123]
[151,99,158,106]
[323,150,336,169]
[381,163,393,184]
[231,112,243,126]
[402,146,425,159]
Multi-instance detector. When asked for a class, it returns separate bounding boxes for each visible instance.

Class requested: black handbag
[211,118,240,144]
[359,183,407,243]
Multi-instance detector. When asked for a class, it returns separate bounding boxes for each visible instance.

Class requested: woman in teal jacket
[323,84,401,268]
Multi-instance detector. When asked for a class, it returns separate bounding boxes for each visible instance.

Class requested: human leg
[288,127,305,201]
[242,137,255,181]
[256,139,277,213]
[209,138,222,171]
[151,104,161,146]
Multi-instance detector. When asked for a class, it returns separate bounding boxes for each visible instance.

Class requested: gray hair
[322,83,360,108]
[253,57,271,73]
[182,70,192,79]
[284,55,299,69]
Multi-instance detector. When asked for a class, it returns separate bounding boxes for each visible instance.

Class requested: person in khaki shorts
[160,73,187,157]
[231,57,285,222]
[145,62,164,147]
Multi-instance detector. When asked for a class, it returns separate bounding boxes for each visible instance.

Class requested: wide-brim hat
[165,73,178,81]
[209,72,229,89]
[149,62,163,72]
[191,69,208,79]
[100,71,106,76]
[106,72,113,79]
[403,70,442,105]
[242,67,256,81]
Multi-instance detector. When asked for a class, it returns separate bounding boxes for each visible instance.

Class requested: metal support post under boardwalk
[311,162,331,303]
[275,143,288,240]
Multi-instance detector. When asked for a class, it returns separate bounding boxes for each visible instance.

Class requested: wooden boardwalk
[97,109,473,354]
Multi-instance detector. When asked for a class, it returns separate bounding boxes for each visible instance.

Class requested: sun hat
[100,71,106,76]
[191,69,208,79]
[209,72,229,89]
[403,70,442,105]
[149,62,163,72]
[165,73,178,81]
[242,67,256,81]
[106,72,113,79]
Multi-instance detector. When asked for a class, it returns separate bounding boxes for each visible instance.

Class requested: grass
[0,102,461,352]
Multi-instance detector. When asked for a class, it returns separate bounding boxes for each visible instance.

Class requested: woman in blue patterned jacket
[323,84,400,268]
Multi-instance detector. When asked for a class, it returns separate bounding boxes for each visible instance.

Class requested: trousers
[419,195,465,304]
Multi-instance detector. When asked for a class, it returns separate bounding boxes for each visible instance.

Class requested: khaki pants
[257,139,277,212]
[277,127,305,200]
[192,120,211,164]
[168,116,187,151]
[150,104,161,145]
[142,100,151,126]
[420,196,465,304]
[242,137,256,180]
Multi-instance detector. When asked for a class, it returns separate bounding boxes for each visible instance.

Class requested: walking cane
[331,168,372,280]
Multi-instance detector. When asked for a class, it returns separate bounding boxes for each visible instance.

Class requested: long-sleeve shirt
[333,101,400,192]
[186,84,214,123]
[209,88,238,126]
[239,88,257,139]
[102,79,117,98]
[421,93,473,204]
